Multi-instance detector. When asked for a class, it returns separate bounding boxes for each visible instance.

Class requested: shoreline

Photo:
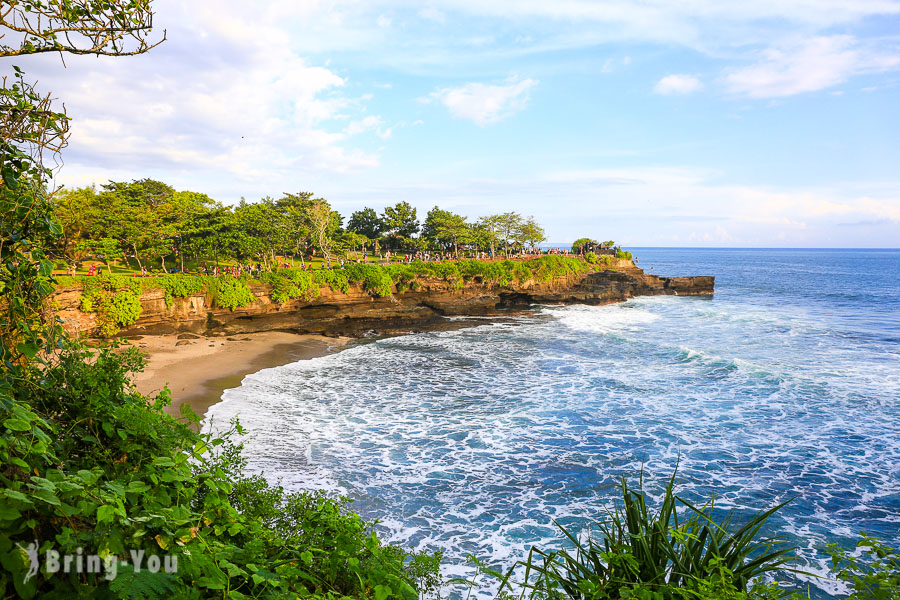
[128,313,535,422]
[129,331,351,420]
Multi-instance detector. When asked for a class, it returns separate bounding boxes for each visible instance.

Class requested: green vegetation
[489,472,797,599]
[47,180,560,274]
[158,274,211,307]
[261,269,321,304]
[585,252,614,266]
[53,256,599,335]
[828,536,900,600]
[3,3,896,599]
[571,238,597,254]
[211,277,256,311]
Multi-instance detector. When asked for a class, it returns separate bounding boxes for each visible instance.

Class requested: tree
[518,216,546,251]
[1,0,164,367]
[50,186,99,270]
[494,212,523,258]
[347,207,384,239]
[423,207,470,257]
[477,215,502,258]
[233,198,286,270]
[382,201,419,238]
[469,222,495,255]
[277,192,316,266]
[571,237,597,254]
[185,205,236,268]
[341,231,370,255]
[0,1,165,60]
[309,198,339,264]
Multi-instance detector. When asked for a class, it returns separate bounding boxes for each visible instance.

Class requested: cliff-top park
[1,2,898,599]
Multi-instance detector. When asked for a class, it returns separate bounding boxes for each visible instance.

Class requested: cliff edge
[53,261,714,338]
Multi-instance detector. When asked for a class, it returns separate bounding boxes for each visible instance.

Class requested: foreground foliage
[0,341,440,598]
[487,472,799,600]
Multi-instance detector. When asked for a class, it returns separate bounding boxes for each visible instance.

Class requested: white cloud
[267,0,900,60]
[17,0,385,200]
[654,74,703,95]
[725,35,900,98]
[418,6,446,22]
[327,166,900,246]
[429,78,538,125]
[376,15,392,27]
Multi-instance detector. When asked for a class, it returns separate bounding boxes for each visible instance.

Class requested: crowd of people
[76,246,576,277]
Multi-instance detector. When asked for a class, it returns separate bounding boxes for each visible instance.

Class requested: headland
[52,257,713,417]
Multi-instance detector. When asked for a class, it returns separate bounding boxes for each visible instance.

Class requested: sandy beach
[128,331,350,420]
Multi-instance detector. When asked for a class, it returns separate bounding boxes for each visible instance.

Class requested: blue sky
[17,0,900,246]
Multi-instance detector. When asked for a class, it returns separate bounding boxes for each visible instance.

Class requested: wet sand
[128,331,350,420]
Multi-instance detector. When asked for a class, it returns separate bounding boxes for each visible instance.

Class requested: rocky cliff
[54,262,714,338]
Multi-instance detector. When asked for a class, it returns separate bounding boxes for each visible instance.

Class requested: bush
[211,277,255,310]
[98,289,142,336]
[828,535,900,600]
[313,268,350,294]
[261,269,320,304]
[617,250,634,260]
[156,274,210,307]
[491,471,797,600]
[66,273,145,335]
[0,342,441,599]
[343,263,393,297]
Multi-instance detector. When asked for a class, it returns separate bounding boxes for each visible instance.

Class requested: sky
[12,0,900,247]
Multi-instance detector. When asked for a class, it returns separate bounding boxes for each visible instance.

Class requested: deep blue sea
[205,248,900,597]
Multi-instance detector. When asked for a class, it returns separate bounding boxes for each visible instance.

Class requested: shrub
[492,471,796,600]
[211,277,255,310]
[67,273,145,335]
[617,250,634,260]
[343,263,393,297]
[156,274,210,307]
[828,535,900,600]
[313,268,350,294]
[1,341,441,598]
[261,269,321,304]
[98,289,142,336]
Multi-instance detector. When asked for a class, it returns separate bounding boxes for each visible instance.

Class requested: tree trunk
[131,243,143,272]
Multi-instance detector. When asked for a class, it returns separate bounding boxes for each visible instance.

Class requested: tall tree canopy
[347,207,384,239]
[382,201,419,238]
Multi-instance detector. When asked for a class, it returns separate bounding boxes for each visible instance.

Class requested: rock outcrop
[54,262,714,338]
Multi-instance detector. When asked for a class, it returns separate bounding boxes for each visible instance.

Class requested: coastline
[129,331,351,419]
[128,314,530,422]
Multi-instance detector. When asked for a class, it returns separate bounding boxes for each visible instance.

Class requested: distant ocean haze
[206,248,900,599]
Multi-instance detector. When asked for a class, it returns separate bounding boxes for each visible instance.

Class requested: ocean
[204,248,900,597]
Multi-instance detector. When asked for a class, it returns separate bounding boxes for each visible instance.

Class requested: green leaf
[16,342,39,360]
[374,584,391,600]
[2,166,20,190]
[97,505,117,524]
[0,505,22,520]
[4,418,32,432]
[127,481,150,493]
[30,488,60,506]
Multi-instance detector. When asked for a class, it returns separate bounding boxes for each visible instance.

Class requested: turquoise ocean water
[205,248,900,597]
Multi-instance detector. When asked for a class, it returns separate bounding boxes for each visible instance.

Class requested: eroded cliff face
[54,263,714,338]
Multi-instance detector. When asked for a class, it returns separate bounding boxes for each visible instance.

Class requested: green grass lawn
[53,253,389,275]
